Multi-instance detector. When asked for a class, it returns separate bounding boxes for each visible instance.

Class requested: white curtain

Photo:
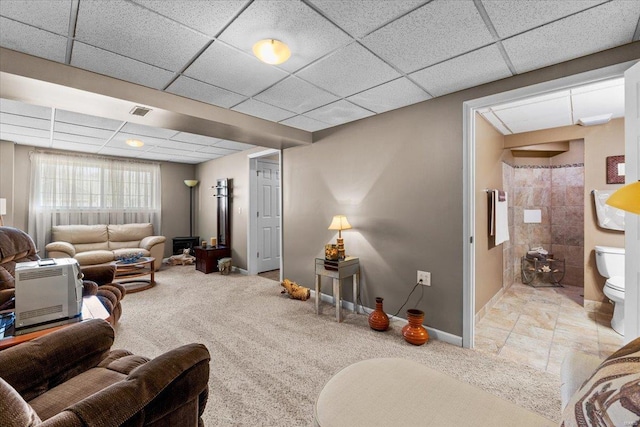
[28,152,162,255]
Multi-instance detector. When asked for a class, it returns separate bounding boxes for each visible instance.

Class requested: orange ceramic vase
[368,297,389,331]
[402,309,429,345]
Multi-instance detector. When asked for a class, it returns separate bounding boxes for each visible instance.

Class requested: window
[28,152,162,252]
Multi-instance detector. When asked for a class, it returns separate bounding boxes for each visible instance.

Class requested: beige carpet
[113,267,561,426]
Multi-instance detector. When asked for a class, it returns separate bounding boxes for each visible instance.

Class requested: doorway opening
[248,149,283,281]
[463,61,635,350]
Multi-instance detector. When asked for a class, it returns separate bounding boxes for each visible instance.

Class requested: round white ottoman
[313,358,554,427]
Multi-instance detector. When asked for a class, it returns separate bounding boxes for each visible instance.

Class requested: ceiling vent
[129,106,152,117]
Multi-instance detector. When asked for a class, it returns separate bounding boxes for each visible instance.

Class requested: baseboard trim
[310,290,463,347]
[232,267,248,275]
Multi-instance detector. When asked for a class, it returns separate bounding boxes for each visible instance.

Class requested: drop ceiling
[0,0,638,164]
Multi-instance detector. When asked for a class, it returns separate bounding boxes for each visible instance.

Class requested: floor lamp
[184,180,198,237]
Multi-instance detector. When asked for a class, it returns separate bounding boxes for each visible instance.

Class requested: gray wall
[0,142,195,258]
[281,43,639,337]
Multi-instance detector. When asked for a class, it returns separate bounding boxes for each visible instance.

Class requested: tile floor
[474,282,623,375]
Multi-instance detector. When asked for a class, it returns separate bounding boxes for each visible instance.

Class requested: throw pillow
[0,377,42,427]
[561,337,640,426]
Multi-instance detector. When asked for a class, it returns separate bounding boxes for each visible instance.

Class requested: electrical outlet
[417,270,431,286]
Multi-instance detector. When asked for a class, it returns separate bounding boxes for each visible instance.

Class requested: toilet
[594,245,625,336]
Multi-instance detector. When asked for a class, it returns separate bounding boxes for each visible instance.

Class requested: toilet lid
[607,276,625,292]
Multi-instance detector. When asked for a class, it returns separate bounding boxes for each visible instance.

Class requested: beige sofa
[45,223,165,271]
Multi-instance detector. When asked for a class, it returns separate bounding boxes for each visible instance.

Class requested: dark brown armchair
[0,226,125,323]
[0,319,210,426]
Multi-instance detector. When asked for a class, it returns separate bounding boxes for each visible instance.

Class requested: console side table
[315,257,360,322]
[195,245,231,274]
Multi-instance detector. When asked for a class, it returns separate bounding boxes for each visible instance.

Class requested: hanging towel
[494,190,510,245]
[593,190,625,231]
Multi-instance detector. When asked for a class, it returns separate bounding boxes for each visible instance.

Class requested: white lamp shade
[184,180,199,187]
[252,39,291,65]
[328,215,352,231]
[606,181,640,214]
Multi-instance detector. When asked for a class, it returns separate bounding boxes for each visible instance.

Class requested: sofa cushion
[561,337,640,426]
[75,250,114,266]
[108,223,153,243]
[29,368,126,421]
[52,225,108,245]
[0,377,42,427]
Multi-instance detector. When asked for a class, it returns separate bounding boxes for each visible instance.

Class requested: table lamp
[328,215,352,260]
[606,181,640,214]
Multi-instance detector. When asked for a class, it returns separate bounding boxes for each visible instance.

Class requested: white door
[624,61,640,341]
[257,159,280,272]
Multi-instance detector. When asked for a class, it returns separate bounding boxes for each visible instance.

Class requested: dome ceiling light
[126,139,144,148]
[252,39,291,65]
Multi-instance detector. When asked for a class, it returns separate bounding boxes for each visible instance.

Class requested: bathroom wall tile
[508,206,514,226]
[514,187,532,207]
[551,185,566,206]
[565,167,584,187]
[551,206,567,225]
[551,168,566,186]
[565,226,583,246]
[533,168,551,188]
[565,206,584,224]
[513,169,529,187]
[552,226,566,245]
[565,186,584,206]
[532,187,551,207]
[551,244,566,260]
[513,206,524,226]
[564,265,584,286]
[564,245,584,267]
[515,225,528,245]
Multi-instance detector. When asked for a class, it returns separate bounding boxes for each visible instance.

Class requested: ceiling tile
[166,76,247,109]
[131,0,248,38]
[196,145,239,156]
[232,99,296,122]
[0,124,50,139]
[280,115,329,132]
[0,113,51,130]
[409,45,512,97]
[120,123,179,139]
[493,96,573,133]
[502,2,640,74]
[0,132,50,147]
[571,83,625,121]
[0,17,67,62]
[296,42,401,97]
[482,0,606,38]
[304,100,374,126]
[171,132,222,146]
[213,139,255,151]
[184,42,288,97]
[144,138,201,152]
[55,109,123,130]
[53,124,115,141]
[0,99,51,119]
[479,111,512,135]
[309,0,427,38]
[71,42,174,90]
[362,0,493,73]
[254,76,339,114]
[74,0,209,71]
[52,140,101,153]
[53,131,107,146]
[98,146,145,158]
[218,0,352,73]
[347,77,431,113]
[0,0,72,35]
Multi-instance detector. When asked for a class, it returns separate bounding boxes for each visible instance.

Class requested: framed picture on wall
[606,155,625,184]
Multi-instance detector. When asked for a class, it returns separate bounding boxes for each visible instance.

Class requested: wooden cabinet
[195,246,231,274]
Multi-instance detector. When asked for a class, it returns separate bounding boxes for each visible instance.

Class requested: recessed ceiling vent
[129,106,152,117]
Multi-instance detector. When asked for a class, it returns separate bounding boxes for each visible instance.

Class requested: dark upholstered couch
[0,226,125,323]
[0,319,210,426]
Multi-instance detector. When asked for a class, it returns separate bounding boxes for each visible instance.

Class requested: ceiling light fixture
[252,39,291,65]
[577,113,612,126]
[126,139,144,148]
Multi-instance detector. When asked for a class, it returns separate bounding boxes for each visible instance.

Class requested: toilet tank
[595,246,625,278]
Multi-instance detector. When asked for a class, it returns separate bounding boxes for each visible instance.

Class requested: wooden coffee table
[114,256,155,293]
[0,295,110,350]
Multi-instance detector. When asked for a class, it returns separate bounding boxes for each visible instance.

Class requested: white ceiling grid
[0,0,638,164]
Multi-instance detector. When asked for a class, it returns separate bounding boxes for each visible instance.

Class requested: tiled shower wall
[502,162,584,287]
